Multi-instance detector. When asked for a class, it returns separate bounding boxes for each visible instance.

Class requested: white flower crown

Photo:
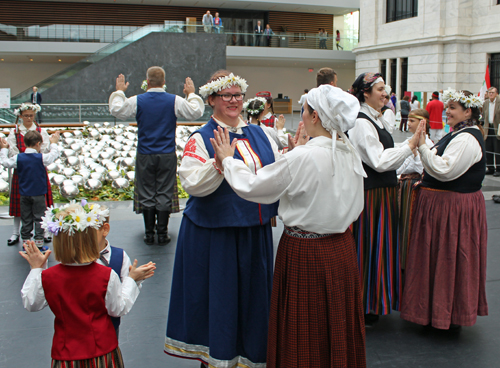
[141,80,167,91]
[199,73,248,99]
[41,199,109,236]
[243,97,267,115]
[14,103,41,116]
[442,88,483,109]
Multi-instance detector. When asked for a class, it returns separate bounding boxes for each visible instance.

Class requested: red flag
[486,65,491,89]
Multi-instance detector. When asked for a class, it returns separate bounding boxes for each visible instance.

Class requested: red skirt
[267,227,366,368]
[400,188,488,329]
[9,169,53,217]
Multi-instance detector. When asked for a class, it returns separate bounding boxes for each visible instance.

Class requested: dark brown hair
[316,67,337,87]
[403,95,410,101]
[24,130,43,147]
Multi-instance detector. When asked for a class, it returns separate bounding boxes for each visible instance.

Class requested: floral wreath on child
[14,103,42,116]
[41,199,109,236]
[442,88,483,109]
[243,97,267,115]
[199,73,248,99]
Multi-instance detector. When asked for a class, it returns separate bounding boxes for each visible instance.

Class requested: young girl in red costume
[20,202,156,367]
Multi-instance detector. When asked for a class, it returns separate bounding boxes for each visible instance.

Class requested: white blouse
[248,117,288,150]
[179,117,280,197]
[108,88,205,121]
[7,124,51,157]
[21,264,140,317]
[348,103,413,173]
[418,126,483,182]
[397,135,434,175]
[222,136,364,234]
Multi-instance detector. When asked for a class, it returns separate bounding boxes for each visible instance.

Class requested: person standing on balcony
[336,30,343,50]
[108,67,204,245]
[318,28,327,49]
[202,10,213,33]
[30,86,42,123]
[254,21,263,46]
[213,12,222,34]
[264,24,274,46]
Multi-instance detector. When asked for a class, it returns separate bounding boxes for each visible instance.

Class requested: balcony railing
[0,22,358,51]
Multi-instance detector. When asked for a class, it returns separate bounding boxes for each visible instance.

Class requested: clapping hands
[210,126,238,170]
[288,121,310,150]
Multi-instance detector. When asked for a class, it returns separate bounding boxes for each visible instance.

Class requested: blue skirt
[165,215,273,368]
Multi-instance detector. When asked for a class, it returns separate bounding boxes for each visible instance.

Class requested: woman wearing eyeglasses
[165,70,281,368]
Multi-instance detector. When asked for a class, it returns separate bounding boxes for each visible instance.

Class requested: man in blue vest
[109,67,204,245]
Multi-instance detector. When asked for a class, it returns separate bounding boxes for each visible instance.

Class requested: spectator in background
[336,30,343,50]
[30,86,42,123]
[318,28,327,49]
[482,86,500,175]
[391,92,397,111]
[385,86,395,113]
[298,89,309,106]
[264,24,274,46]
[316,67,337,87]
[410,95,420,110]
[383,94,396,133]
[202,10,213,33]
[213,12,222,33]
[254,21,263,46]
[426,91,445,142]
[399,95,410,131]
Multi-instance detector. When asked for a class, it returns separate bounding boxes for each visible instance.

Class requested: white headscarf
[306,85,366,177]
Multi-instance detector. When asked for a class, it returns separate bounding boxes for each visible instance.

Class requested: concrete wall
[41,32,226,103]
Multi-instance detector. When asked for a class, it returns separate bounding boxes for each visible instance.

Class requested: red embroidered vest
[41,263,118,361]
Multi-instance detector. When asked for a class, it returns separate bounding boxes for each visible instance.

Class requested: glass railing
[1,22,358,51]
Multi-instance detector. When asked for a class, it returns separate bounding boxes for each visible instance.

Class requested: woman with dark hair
[256,91,276,128]
[410,95,420,110]
[401,89,488,329]
[400,95,411,131]
[165,70,281,368]
[348,72,419,324]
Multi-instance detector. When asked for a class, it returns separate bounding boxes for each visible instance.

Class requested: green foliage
[177,177,189,199]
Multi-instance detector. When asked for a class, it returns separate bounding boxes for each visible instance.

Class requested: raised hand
[128,259,156,281]
[0,138,9,149]
[116,74,129,92]
[210,126,237,166]
[276,114,286,130]
[19,240,51,269]
[183,77,195,96]
[49,131,60,144]
[408,120,426,149]
[293,121,310,147]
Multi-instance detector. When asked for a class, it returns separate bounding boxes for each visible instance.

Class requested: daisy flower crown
[14,103,41,116]
[199,73,248,99]
[243,97,267,115]
[141,80,167,91]
[442,88,483,109]
[41,199,109,236]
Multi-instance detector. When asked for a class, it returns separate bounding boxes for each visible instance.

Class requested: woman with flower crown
[20,201,156,367]
[165,70,283,368]
[7,103,52,247]
[400,90,488,329]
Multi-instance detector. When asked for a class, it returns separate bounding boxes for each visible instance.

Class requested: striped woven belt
[284,226,334,239]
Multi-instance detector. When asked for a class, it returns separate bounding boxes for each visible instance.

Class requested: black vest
[358,112,398,190]
[421,127,485,193]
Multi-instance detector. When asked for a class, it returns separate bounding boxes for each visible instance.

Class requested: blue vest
[183,119,279,228]
[108,246,124,333]
[136,92,177,155]
[17,153,47,196]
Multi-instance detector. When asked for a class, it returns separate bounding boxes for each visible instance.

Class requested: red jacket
[42,263,118,361]
[426,99,444,130]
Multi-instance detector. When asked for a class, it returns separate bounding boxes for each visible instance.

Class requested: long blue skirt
[165,215,273,368]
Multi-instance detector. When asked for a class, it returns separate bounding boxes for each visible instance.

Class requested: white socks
[10,217,21,240]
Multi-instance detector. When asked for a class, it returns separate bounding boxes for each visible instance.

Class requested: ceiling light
[58,58,62,62]
[29,58,33,61]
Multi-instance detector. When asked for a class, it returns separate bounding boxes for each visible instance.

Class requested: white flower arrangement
[14,103,41,116]
[141,80,167,91]
[199,73,248,99]
[442,88,483,109]
[41,199,109,236]
[243,97,267,115]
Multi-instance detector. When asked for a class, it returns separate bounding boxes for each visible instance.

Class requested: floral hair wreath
[141,80,167,91]
[199,73,248,99]
[41,199,109,236]
[442,88,483,109]
[243,97,267,115]
[14,103,41,116]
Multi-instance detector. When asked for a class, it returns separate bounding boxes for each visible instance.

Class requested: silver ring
[302,135,306,139]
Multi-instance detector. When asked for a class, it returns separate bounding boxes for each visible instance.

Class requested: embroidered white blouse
[179,117,280,197]
[221,136,364,234]
[7,124,51,157]
[21,263,140,317]
[348,103,413,173]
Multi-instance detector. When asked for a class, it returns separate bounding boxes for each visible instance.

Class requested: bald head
[147,66,165,88]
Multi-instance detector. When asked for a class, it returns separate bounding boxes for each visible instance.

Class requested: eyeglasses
[216,93,245,102]
[22,114,35,119]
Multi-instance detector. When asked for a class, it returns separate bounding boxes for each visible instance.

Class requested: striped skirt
[267,227,366,368]
[51,347,124,368]
[351,186,401,315]
[397,173,421,270]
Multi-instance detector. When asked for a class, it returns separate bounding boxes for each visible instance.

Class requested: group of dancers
[14,67,487,368]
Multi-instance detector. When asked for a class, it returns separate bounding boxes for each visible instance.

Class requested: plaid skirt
[9,169,53,217]
[267,227,366,368]
[133,178,180,214]
[51,347,124,368]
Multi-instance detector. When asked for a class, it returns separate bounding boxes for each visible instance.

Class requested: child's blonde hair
[52,204,100,264]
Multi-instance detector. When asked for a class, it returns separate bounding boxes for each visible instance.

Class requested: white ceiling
[27,0,359,15]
